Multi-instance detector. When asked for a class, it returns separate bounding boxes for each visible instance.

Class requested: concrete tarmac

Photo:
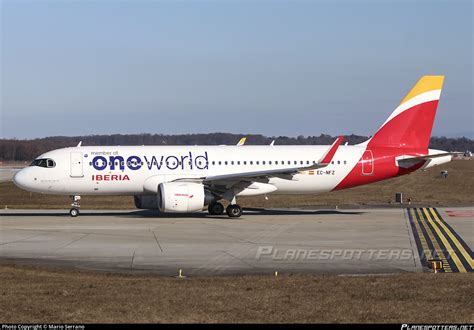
[0,207,472,276]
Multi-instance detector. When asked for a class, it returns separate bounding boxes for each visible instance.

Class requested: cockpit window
[47,159,55,168]
[30,158,56,168]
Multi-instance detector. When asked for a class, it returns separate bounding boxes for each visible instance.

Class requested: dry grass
[1,160,472,209]
[0,263,472,323]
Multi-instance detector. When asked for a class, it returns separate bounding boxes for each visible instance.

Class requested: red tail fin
[367,76,444,149]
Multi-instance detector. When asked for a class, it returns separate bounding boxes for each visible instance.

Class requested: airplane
[13,76,456,218]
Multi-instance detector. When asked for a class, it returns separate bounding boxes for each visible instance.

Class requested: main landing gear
[208,202,243,218]
[226,204,243,218]
[69,195,81,217]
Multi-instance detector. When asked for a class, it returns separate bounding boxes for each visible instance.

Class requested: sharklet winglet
[319,136,344,165]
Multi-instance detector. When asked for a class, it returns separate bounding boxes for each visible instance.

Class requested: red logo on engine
[174,193,194,198]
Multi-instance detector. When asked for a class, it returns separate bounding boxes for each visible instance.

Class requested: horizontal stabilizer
[396,152,461,168]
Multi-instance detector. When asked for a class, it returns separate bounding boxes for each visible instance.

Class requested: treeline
[0,133,472,162]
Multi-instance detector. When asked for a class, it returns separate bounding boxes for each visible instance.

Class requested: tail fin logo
[368,76,445,149]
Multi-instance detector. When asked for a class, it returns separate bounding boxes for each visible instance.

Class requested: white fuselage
[13,145,366,196]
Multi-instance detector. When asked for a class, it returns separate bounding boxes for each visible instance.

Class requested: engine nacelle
[135,182,216,212]
[159,182,214,213]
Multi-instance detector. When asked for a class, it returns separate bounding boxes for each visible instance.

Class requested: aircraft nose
[13,169,30,189]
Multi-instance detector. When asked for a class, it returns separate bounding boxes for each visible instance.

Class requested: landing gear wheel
[69,208,80,217]
[70,195,81,217]
[226,204,243,218]
[208,202,225,215]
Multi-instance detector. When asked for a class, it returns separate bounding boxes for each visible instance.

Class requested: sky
[1,0,472,139]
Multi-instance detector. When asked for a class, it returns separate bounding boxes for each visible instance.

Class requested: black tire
[69,208,79,217]
[226,204,243,218]
[208,202,224,215]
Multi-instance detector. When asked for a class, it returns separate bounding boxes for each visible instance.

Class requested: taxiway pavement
[1,207,472,276]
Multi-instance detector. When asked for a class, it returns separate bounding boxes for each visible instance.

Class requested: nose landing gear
[69,195,81,217]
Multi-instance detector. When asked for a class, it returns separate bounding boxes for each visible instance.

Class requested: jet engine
[134,182,216,213]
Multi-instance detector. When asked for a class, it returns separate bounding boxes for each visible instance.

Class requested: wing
[196,136,344,193]
[204,135,344,183]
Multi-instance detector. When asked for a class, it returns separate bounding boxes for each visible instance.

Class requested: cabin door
[70,152,84,178]
[361,150,374,176]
